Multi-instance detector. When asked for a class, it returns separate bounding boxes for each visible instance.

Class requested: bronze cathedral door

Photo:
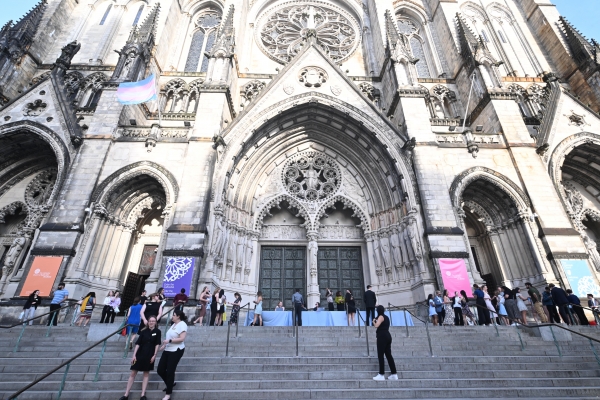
[259,247,306,310]
[317,247,365,308]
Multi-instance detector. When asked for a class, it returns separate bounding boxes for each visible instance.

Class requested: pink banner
[439,258,472,296]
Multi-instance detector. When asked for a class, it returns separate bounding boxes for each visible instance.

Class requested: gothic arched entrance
[204,98,430,307]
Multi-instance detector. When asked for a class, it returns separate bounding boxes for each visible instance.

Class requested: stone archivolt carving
[0,202,27,225]
[282,151,341,202]
[318,225,363,240]
[257,2,360,64]
[241,80,266,105]
[25,168,57,208]
[298,66,328,88]
[261,225,306,239]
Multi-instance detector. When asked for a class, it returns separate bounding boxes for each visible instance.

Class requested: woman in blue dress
[251,291,263,326]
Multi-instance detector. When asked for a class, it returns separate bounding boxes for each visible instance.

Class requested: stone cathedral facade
[1,0,599,310]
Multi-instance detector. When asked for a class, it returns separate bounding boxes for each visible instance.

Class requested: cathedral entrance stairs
[0,325,599,399]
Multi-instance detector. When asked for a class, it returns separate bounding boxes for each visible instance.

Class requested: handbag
[114,306,120,313]
[18,311,24,320]
[121,327,127,336]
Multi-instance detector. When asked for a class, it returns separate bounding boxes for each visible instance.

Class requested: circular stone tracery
[258,1,360,64]
[282,152,341,202]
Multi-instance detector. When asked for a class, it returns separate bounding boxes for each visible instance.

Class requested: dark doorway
[317,247,365,308]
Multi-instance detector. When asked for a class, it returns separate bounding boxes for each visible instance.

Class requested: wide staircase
[1,322,600,399]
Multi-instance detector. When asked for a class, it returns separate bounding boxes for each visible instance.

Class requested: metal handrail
[570,303,600,326]
[225,302,250,357]
[0,300,78,328]
[469,302,501,337]
[9,322,136,400]
[3,301,79,352]
[391,305,433,356]
[355,307,370,357]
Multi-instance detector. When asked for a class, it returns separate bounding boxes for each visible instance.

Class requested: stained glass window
[410,37,431,78]
[481,29,490,42]
[201,31,216,72]
[133,5,144,26]
[498,30,506,43]
[100,4,112,25]
[184,12,221,72]
[185,30,206,72]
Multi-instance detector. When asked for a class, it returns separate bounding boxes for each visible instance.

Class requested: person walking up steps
[119,315,161,400]
[372,305,398,381]
[364,285,377,326]
[292,289,304,326]
[47,283,69,326]
[157,310,188,400]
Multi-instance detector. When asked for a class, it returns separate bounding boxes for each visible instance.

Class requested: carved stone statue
[584,235,600,272]
[308,240,318,275]
[389,228,404,269]
[2,237,26,277]
[54,41,81,71]
[211,214,227,260]
[236,234,246,269]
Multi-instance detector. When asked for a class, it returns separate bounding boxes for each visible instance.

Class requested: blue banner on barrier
[561,259,600,297]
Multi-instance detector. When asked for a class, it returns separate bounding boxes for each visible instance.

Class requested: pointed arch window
[100,4,112,26]
[396,16,432,78]
[184,11,222,73]
[133,5,145,26]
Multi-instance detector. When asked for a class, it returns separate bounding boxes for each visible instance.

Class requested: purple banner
[162,257,195,298]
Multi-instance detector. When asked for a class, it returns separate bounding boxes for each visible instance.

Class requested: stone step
[2,368,598,383]
[5,387,600,400]
[3,377,600,392]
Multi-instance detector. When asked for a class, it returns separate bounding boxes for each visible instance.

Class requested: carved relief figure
[2,237,26,278]
[211,213,227,260]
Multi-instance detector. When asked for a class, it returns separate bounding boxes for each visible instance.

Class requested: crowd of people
[426,283,599,327]
[15,281,600,393]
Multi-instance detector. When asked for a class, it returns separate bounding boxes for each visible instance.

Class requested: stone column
[307,231,320,307]
[488,229,513,284]
[245,232,259,286]
[146,206,173,292]
[75,215,102,273]
[109,225,135,286]
[88,219,112,277]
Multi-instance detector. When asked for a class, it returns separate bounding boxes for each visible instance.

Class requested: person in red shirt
[173,289,188,312]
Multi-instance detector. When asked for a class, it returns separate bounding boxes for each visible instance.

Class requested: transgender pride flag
[117,74,158,105]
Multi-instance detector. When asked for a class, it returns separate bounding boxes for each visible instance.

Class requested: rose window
[258,2,360,64]
[282,152,341,202]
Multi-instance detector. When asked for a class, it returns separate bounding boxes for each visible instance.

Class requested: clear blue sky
[0,0,598,44]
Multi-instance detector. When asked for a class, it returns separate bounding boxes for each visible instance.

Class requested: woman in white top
[514,287,529,325]
[157,309,188,400]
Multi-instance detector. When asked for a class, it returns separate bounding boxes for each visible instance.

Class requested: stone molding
[90,160,180,204]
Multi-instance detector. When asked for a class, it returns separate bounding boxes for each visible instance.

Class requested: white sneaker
[388,374,399,380]
[373,374,385,381]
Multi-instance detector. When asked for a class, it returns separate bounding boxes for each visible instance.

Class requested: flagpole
[156,72,162,127]
[462,73,475,132]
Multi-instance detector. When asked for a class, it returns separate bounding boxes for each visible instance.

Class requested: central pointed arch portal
[203,99,432,308]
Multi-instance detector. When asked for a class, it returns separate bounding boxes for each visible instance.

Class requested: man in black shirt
[364,285,377,326]
[549,283,573,325]
[566,289,588,325]
[139,290,147,305]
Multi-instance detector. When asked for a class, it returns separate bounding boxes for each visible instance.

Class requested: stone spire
[204,5,235,84]
[455,13,487,69]
[559,16,599,76]
[112,3,161,81]
[135,3,161,49]
[384,10,416,64]
[0,0,47,64]
[207,5,235,59]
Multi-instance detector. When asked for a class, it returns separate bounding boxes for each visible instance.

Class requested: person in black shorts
[372,305,398,381]
[119,315,161,400]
